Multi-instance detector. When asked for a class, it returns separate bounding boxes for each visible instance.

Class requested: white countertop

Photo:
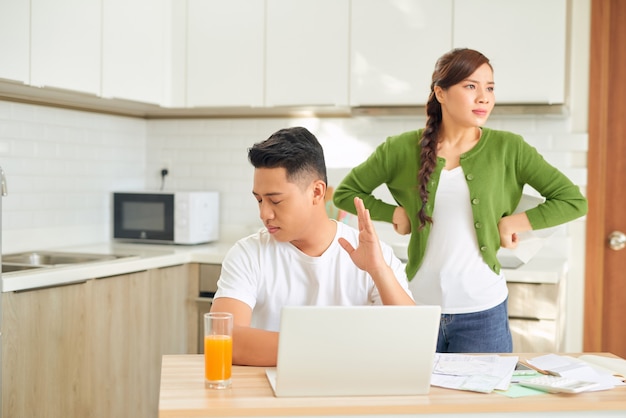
[1,240,567,293]
[1,241,234,292]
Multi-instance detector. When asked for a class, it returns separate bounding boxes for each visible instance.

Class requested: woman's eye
[465,84,476,90]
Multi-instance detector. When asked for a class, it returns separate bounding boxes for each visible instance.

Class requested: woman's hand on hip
[392,206,411,235]
[498,213,532,249]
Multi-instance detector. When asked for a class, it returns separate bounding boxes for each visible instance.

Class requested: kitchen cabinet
[89,264,197,418]
[506,265,567,352]
[2,280,92,418]
[1,264,197,418]
[0,0,29,83]
[350,0,452,106]
[101,0,171,105]
[453,0,567,104]
[197,263,222,353]
[265,0,350,107]
[30,0,101,95]
[186,0,264,107]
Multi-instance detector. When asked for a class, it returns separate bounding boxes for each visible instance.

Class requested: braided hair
[416,48,492,229]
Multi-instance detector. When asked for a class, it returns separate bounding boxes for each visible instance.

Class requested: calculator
[518,375,600,394]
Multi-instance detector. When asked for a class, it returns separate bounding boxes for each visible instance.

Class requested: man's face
[252,167,315,243]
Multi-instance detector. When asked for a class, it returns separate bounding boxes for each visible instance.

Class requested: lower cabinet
[1,263,199,418]
[507,280,566,352]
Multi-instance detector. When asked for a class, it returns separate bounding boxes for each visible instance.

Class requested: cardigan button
[480,246,487,252]
[474,222,482,229]
[472,198,480,205]
[466,174,474,181]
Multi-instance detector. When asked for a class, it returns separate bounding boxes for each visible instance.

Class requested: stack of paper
[526,354,626,391]
[430,354,518,393]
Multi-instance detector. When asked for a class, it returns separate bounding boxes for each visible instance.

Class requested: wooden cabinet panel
[2,281,92,418]
[453,0,567,104]
[89,271,155,418]
[265,0,350,106]
[0,0,30,83]
[1,264,196,418]
[30,0,101,94]
[350,0,452,106]
[186,0,264,107]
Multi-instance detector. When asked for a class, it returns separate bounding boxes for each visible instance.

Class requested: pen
[518,359,560,376]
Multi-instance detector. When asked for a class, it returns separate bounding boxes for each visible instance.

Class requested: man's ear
[312,180,326,204]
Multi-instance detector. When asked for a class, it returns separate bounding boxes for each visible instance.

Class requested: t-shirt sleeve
[213,240,260,310]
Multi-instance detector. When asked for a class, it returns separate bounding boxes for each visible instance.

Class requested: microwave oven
[113,191,219,244]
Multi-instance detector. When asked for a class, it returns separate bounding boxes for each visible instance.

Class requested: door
[584,0,626,357]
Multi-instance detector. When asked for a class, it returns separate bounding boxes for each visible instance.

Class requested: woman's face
[436,63,495,129]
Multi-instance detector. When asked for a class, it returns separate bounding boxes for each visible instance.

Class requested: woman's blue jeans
[436,298,513,353]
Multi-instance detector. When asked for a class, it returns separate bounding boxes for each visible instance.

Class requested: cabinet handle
[14,279,88,293]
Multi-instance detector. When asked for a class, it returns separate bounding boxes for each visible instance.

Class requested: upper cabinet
[0,0,569,111]
[453,0,566,104]
[350,0,452,106]
[265,0,350,107]
[186,0,264,107]
[30,0,101,95]
[0,0,30,84]
[102,0,170,105]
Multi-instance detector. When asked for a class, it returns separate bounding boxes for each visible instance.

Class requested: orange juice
[204,335,232,382]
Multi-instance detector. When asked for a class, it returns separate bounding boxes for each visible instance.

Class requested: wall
[0,101,146,253]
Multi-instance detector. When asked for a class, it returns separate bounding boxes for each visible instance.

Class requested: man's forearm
[370,265,415,306]
[232,326,280,366]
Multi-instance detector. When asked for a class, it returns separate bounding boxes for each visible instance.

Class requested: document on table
[430,354,518,393]
[526,354,625,391]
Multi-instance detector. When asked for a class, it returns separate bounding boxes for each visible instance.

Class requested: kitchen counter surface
[158,353,626,417]
[1,240,566,293]
[1,241,234,292]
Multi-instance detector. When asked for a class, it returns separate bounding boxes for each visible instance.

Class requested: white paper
[431,354,518,392]
[527,354,623,391]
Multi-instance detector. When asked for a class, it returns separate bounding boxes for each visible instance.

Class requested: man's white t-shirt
[214,221,412,331]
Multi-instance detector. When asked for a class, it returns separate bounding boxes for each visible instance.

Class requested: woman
[333,48,587,353]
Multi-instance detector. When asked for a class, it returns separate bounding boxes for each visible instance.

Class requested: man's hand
[338,197,387,275]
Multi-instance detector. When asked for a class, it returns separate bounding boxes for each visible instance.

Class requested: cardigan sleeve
[515,139,588,229]
[333,138,397,223]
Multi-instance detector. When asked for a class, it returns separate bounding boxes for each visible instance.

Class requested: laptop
[265,305,441,397]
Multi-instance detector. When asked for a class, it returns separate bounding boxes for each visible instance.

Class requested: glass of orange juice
[204,312,233,389]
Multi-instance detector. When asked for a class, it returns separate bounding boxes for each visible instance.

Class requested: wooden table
[158,354,626,417]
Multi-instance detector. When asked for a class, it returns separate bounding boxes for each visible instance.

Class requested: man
[211,127,414,366]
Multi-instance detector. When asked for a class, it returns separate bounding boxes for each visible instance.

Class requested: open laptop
[265,305,441,397]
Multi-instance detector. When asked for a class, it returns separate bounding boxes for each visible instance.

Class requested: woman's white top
[410,166,508,314]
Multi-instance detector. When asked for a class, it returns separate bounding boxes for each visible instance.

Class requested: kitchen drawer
[199,264,221,294]
[507,281,564,320]
[510,318,564,352]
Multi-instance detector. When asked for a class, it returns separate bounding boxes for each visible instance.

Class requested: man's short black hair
[248,126,328,185]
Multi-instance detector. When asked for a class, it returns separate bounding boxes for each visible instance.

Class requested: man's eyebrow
[252,191,283,197]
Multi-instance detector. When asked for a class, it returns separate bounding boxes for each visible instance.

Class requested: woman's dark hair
[248,126,328,186]
[417,48,492,229]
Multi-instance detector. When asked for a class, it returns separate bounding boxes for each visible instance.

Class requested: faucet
[0,166,7,196]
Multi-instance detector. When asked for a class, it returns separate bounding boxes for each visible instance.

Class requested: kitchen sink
[2,264,46,273]
[2,251,136,273]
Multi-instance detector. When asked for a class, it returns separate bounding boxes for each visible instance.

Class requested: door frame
[583,0,622,351]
